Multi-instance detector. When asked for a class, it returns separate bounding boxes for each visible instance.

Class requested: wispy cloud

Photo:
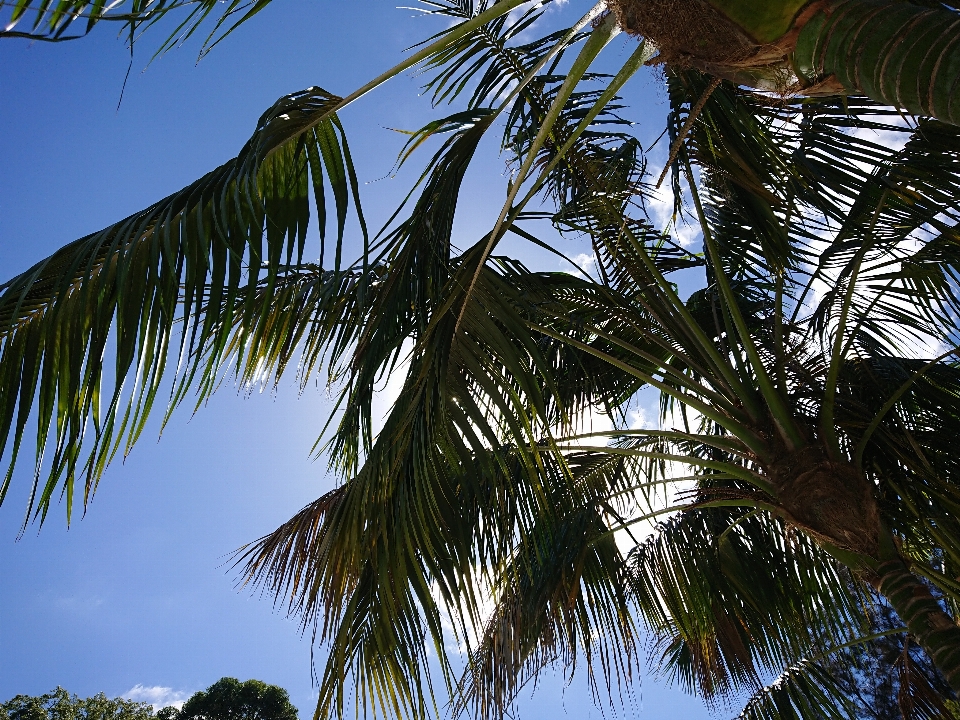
[123,686,190,711]
[55,595,104,613]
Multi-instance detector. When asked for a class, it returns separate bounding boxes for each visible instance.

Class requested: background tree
[823,596,960,719]
[1,689,154,720]
[172,679,296,720]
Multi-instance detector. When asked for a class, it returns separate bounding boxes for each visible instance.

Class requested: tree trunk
[767,446,881,558]
[760,447,960,692]
[795,0,960,125]
[608,0,960,126]
[870,555,960,693]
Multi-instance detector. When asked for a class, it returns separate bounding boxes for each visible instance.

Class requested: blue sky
[0,2,715,718]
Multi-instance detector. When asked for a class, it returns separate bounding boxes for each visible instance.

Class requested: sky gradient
[0,2,714,718]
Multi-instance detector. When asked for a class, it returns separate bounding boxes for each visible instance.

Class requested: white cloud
[645,177,701,249]
[848,122,910,154]
[571,251,597,274]
[560,251,599,278]
[626,406,647,429]
[123,686,189,711]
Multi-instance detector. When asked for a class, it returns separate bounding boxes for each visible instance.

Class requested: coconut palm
[238,67,960,715]
[4,1,960,719]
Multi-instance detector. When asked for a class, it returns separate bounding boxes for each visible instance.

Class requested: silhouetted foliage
[824,593,959,720]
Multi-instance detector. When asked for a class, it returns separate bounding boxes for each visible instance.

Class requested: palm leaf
[627,505,869,702]
[0,87,365,525]
[0,0,544,526]
[2,0,282,56]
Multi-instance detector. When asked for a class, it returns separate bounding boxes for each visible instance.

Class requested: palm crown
[4,1,960,719]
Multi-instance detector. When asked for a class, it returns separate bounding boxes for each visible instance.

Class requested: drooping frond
[670,71,960,354]
[0,88,365,525]
[457,450,641,720]
[12,0,960,715]
[418,0,585,109]
[628,508,868,702]
[231,251,638,720]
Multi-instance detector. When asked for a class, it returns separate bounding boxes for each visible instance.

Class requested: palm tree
[4,1,960,719]
[547,70,960,706]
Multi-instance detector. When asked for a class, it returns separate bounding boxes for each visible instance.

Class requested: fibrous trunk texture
[768,446,880,557]
[608,0,758,66]
[609,0,960,125]
[763,448,960,691]
[606,0,828,90]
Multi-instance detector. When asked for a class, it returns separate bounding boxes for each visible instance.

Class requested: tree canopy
[172,679,297,720]
[1,689,154,720]
[0,683,296,720]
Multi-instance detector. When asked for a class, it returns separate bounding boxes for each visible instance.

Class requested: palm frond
[1,0,280,57]
[0,87,364,525]
[628,508,868,702]
[459,508,635,720]
[325,110,498,475]
[232,252,594,720]
[671,71,960,355]
[418,0,583,108]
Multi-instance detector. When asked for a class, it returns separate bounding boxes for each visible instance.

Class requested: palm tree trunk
[795,0,960,125]
[763,451,960,691]
[610,0,960,125]
[870,555,960,692]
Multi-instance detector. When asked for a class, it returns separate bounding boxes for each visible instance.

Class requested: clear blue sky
[0,2,714,718]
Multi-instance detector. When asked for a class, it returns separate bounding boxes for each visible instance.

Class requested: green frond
[672,71,960,355]
[13,0,960,715]
[418,0,584,108]
[836,357,960,565]
[325,110,498,475]
[628,508,868,702]
[1,0,280,57]
[734,660,856,720]
[227,255,583,720]
[0,87,365,525]
[458,497,637,720]
[227,236,710,720]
